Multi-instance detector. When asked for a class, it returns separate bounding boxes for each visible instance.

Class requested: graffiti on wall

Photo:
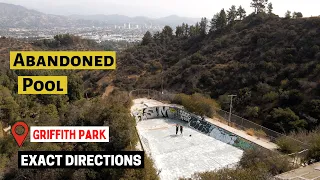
[135,106,177,121]
[209,127,238,144]
[189,117,213,134]
[133,106,254,150]
[142,106,170,119]
[233,139,253,149]
[178,109,192,122]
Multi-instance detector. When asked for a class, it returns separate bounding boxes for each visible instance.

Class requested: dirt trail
[102,85,114,99]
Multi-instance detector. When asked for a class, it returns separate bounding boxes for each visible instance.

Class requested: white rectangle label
[30,126,109,142]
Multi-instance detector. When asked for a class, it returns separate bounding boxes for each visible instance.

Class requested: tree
[268,107,306,133]
[189,23,201,37]
[292,12,303,18]
[237,5,247,20]
[227,5,237,24]
[175,26,183,37]
[141,31,153,45]
[53,34,80,46]
[160,26,173,43]
[296,12,303,18]
[162,26,173,37]
[189,25,196,37]
[181,23,186,36]
[267,3,273,14]
[0,86,19,123]
[184,24,189,37]
[245,106,259,118]
[153,31,160,40]
[195,22,200,35]
[304,100,320,123]
[280,89,304,106]
[210,9,227,32]
[219,9,227,29]
[251,0,268,14]
[199,17,208,36]
[68,74,84,101]
[285,10,292,18]
[210,13,219,32]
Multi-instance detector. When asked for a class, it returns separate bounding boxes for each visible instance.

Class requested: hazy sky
[1,0,319,18]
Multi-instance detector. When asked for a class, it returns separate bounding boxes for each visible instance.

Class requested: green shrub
[121,153,159,180]
[307,133,320,162]
[275,127,320,162]
[268,107,306,133]
[275,136,303,153]
[240,149,295,175]
[181,148,294,180]
[262,91,278,103]
[180,167,270,180]
[173,93,220,117]
[245,106,259,117]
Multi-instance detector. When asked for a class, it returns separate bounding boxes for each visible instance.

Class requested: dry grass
[255,129,267,139]
[246,128,255,136]
[0,121,3,138]
[102,85,114,99]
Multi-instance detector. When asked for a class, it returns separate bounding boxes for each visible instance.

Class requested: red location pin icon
[11,121,29,147]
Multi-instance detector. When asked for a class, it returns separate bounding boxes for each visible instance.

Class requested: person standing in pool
[180,125,183,135]
[176,124,179,135]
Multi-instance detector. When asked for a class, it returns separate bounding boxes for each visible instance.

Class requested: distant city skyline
[0,0,319,18]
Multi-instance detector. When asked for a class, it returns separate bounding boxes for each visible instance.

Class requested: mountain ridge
[68,14,199,26]
[0,2,104,28]
[0,2,199,28]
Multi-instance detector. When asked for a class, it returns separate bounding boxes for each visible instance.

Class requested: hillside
[0,34,106,95]
[0,35,101,68]
[108,13,320,133]
[0,35,159,179]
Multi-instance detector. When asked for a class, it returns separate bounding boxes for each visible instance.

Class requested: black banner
[18,151,144,168]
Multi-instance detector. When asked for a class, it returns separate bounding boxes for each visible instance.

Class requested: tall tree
[199,17,208,36]
[175,26,183,37]
[141,31,153,45]
[189,25,195,37]
[218,9,227,29]
[153,32,160,41]
[292,12,303,18]
[285,10,292,19]
[210,13,219,32]
[162,26,173,37]
[189,23,201,37]
[210,9,227,32]
[296,12,303,18]
[185,24,189,37]
[195,22,200,34]
[237,5,247,20]
[227,5,237,24]
[160,26,173,43]
[251,0,268,14]
[181,23,186,36]
[267,2,273,14]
